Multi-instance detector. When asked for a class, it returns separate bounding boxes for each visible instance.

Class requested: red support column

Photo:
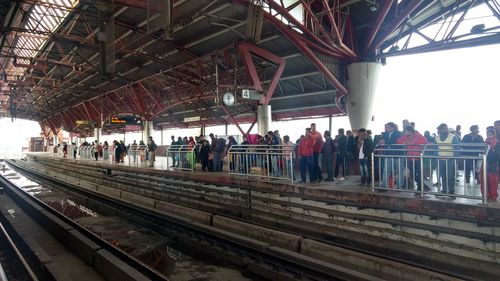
[237,42,286,106]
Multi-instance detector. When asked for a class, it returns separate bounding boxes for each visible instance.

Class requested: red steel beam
[221,105,245,135]
[237,42,286,105]
[363,0,395,55]
[369,0,424,53]
[267,16,348,96]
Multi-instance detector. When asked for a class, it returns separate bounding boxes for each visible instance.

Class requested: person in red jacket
[298,128,316,183]
[397,126,429,191]
[310,123,324,182]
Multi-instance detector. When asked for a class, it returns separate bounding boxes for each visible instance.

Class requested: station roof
[0,0,498,134]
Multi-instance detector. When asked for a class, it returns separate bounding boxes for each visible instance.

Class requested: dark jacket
[323,136,335,157]
[462,133,485,156]
[355,136,374,160]
[486,142,500,173]
[347,135,355,154]
[381,130,402,155]
[335,135,347,155]
[200,145,211,160]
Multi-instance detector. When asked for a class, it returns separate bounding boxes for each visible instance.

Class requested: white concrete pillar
[346,62,382,130]
[257,104,271,136]
[94,127,101,144]
[142,120,153,144]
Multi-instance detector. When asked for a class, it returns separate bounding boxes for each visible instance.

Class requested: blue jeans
[325,153,334,179]
[271,155,281,177]
[359,159,369,178]
[382,157,404,188]
[300,156,314,182]
[213,152,222,171]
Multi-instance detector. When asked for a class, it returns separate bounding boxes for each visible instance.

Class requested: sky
[1,43,499,150]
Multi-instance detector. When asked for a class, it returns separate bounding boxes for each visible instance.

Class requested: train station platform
[22,152,500,224]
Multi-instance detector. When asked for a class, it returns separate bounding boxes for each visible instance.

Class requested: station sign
[184,116,201,122]
[241,89,263,100]
[110,115,142,125]
[75,120,94,125]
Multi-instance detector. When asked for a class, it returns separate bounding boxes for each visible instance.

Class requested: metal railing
[166,145,196,171]
[227,145,295,182]
[127,145,148,166]
[371,143,489,203]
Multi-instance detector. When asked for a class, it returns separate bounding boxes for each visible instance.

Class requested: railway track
[0,221,38,281]
[2,159,383,281]
[10,155,500,280]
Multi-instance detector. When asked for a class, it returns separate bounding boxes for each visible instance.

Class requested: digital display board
[110,115,142,125]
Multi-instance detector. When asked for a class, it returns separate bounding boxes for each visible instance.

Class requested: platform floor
[26,152,500,211]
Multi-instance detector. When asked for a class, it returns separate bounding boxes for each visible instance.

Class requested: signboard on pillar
[241,89,263,100]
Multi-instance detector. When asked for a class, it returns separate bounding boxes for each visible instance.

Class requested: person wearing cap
[461,125,484,184]
[434,123,460,195]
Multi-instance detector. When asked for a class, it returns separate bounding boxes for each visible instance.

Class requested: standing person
[323,131,335,182]
[171,135,176,145]
[494,120,500,139]
[298,128,315,183]
[62,143,68,158]
[113,140,121,163]
[147,136,157,167]
[267,131,281,177]
[200,140,211,171]
[461,125,484,184]
[435,123,460,195]
[397,126,428,190]
[378,122,403,188]
[346,130,355,175]
[119,141,127,163]
[130,140,138,163]
[455,125,462,139]
[481,128,500,202]
[335,128,347,180]
[213,137,226,172]
[310,123,324,182]
[93,142,99,161]
[227,136,238,172]
[356,128,374,186]
[103,141,109,161]
[72,142,77,159]
[282,135,295,180]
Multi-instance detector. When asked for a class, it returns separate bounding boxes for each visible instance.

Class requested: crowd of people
[58,119,500,202]
[166,119,500,201]
[61,136,158,167]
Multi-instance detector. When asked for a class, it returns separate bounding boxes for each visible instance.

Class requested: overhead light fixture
[470,24,485,34]
[388,45,400,53]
